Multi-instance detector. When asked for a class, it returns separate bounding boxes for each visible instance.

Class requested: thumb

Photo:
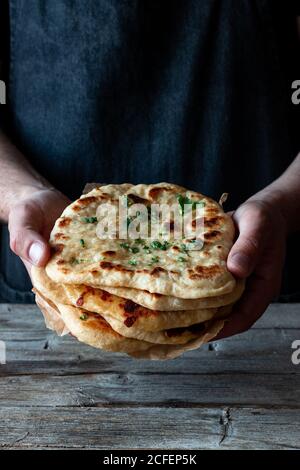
[8,202,51,267]
[227,202,267,278]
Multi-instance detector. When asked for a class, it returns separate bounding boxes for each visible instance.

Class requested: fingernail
[229,252,250,273]
[29,242,44,265]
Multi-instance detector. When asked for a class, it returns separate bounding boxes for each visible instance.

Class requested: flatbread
[33,289,69,336]
[46,183,236,298]
[31,267,218,335]
[131,319,225,360]
[56,302,155,354]
[98,304,232,344]
[31,266,69,304]
[57,302,226,359]
[37,294,226,359]
[103,280,245,311]
[63,283,219,333]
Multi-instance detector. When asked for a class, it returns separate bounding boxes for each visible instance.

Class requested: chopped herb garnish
[119,243,139,254]
[177,194,206,214]
[178,256,187,262]
[150,240,170,251]
[120,242,130,250]
[143,245,151,254]
[162,240,171,250]
[147,256,159,266]
[176,194,191,214]
[180,243,188,253]
[128,259,138,266]
[80,313,88,321]
[135,238,145,245]
[71,257,86,264]
[80,239,85,247]
[83,216,98,223]
[129,246,139,254]
[123,195,133,206]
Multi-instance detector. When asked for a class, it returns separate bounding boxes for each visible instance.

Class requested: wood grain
[0,303,299,449]
[0,407,299,450]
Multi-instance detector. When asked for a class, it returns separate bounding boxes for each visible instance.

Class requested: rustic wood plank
[0,371,300,407]
[1,303,300,450]
[1,333,298,375]
[0,406,299,450]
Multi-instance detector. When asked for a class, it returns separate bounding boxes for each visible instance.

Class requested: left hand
[215,196,287,340]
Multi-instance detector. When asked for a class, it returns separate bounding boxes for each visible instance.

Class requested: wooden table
[0,303,299,450]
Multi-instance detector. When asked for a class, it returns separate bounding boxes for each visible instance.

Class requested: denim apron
[0,0,299,302]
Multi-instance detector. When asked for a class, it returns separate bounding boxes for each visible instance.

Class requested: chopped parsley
[177,194,206,214]
[120,242,130,250]
[143,245,151,254]
[129,246,139,254]
[80,239,85,248]
[135,238,145,245]
[178,256,187,262]
[150,240,170,251]
[127,217,133,228]
[128,259,138,266]
[71,257,86,265]
[119,243,139,254]
[180,243,188,253]
[176,194,191,214]
[122,195,133,207]
[83,216,98,223]
[147,256,160,266]
[80,313,88,321]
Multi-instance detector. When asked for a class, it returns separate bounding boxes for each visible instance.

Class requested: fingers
[214,271,281,340]
[227,202,269,278]
[8,202,50,267]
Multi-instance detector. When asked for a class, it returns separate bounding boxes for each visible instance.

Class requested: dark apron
[0,0,299,302]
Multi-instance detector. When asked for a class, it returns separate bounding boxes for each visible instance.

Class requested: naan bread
[33,288,227,359]
[103,280,244,311]
[63,283,218,333]
[98,304,232,344]
[39,296,226,359]
[34,289,69,336]
[55,302,155,354]
[131,319,225,360]
[31,267,218,334]
[46,183,236,298]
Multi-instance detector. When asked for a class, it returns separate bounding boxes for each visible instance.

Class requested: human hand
[215,197,287,340]
[8,187,70,273]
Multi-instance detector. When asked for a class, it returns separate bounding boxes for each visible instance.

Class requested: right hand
[8,187,70,270]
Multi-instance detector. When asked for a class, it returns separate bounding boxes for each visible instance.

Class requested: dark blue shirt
[0,0,299,302]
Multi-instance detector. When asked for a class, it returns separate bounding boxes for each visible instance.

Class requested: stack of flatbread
[32,183,244,360]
